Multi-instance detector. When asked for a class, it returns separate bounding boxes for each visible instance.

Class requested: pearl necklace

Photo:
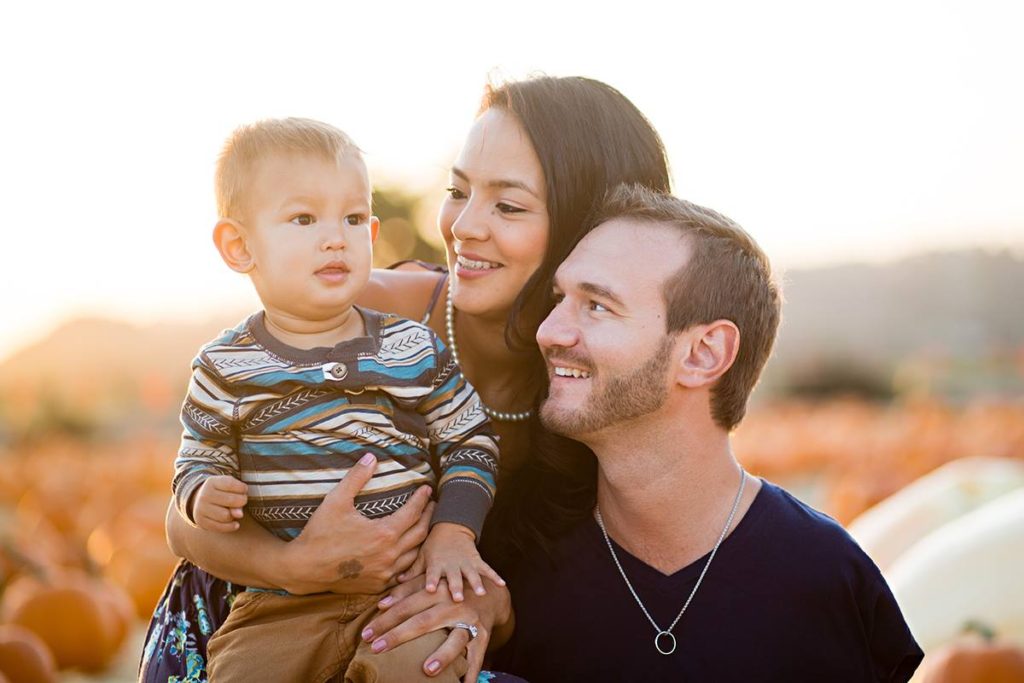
[445,290,532,423]
[596,468,747,656]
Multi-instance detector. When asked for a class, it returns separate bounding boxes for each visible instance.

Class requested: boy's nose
[321,224,347,250]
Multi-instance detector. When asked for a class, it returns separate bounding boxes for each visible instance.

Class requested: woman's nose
[450,198,489,243]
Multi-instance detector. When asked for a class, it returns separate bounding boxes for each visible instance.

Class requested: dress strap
[421,271,449,325]
[384,260,449,325]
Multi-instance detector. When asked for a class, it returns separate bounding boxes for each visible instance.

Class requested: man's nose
[536,303,579,351]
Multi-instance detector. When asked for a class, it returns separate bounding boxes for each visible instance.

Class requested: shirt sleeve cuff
[431,478,494,541]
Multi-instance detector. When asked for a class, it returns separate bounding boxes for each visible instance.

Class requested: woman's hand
[166,454,433,595]
[361,574,513,680]
[280,454,434,595]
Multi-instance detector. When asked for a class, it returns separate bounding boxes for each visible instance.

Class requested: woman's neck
[451,308,538,412]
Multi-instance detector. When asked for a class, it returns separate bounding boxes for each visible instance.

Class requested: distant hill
[1,249,1022,436]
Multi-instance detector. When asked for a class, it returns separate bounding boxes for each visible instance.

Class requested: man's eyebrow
[451,166,541,199]
[579,282,626,308]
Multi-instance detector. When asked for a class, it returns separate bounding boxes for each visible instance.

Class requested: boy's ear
[213,219,255,273]
[674,320,740,389]
[369,216,380,243]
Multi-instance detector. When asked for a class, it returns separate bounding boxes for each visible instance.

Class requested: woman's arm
[165,455,434,595]
[361,575,514,681]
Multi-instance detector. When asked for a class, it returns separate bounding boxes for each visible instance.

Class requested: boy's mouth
[316,261,351,282]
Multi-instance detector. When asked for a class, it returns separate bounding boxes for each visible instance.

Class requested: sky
[1,0,1022,361]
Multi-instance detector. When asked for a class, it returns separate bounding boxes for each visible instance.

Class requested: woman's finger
[369,603,449,654]
[396,549,424,583]
[422,627,472,677]
[464,630,490,683]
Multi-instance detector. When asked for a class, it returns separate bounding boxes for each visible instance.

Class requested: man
[494,185,923,682]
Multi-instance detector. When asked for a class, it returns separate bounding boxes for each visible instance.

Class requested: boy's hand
[191,475,248,533]
[419,522,505,602]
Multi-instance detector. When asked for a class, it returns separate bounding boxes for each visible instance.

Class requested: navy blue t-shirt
[493,480,923,682]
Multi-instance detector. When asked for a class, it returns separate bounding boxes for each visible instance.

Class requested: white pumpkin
[847,457,1024,570]
[887,488,1024,654]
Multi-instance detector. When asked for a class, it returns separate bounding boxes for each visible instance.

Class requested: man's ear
[213,219,255,273]
[675,320,740,388]
[369,216,380,243]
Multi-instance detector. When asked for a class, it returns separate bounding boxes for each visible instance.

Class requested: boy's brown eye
[291,214,315,226]
[345,214,366,226]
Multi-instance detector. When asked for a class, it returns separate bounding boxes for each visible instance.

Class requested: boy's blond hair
[215,117,363,220]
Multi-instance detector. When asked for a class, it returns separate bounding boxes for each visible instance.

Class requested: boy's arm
[172,356,242,525]
[418,338,500,541]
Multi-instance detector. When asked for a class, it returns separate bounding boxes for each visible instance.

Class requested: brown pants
[206,590,468,683]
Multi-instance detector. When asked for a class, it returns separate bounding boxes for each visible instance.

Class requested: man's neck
[589,409,758,575]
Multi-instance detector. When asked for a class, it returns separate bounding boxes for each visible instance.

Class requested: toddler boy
[172,118,501,682]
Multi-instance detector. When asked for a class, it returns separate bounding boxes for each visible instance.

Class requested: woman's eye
[446,186,467,200]
[590,301,609,313]
[496,202,524,215]
[291,214,316,226]
[345,214,367,226]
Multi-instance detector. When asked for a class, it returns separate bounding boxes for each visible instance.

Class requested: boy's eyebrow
[451,166,541,200]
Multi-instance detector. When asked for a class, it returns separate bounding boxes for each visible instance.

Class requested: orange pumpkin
[0,624,58,683]
[921,621,1024,683]
[0,571,125,672]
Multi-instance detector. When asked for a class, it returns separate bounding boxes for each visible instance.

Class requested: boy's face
[236,152,377,324]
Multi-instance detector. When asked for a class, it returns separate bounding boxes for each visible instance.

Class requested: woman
[141,75,671,682]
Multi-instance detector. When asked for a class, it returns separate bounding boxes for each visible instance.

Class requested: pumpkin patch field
[0,398,1022,681]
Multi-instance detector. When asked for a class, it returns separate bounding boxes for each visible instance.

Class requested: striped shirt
[173,307,499,541]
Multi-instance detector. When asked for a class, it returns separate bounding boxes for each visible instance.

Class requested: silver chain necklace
[595,468,747,656]
[445,289,532,423]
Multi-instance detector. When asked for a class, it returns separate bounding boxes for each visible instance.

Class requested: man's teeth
[457,255,501,270]
[554,366,591,379]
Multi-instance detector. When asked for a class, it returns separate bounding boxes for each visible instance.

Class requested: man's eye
[345,214,367,226]
[446,186,467,200]
[291,214,316,226]
[590,301,609,313]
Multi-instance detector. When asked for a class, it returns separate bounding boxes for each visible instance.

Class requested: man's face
[537,218,690,438]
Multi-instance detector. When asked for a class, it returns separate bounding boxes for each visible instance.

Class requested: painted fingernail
[361,628,373,641]
[371,638,386,653]
[359,453,375,466]
[426,660,441,674]
[378,596,393,608]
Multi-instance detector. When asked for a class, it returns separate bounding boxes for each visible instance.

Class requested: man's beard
[540,337,673,437]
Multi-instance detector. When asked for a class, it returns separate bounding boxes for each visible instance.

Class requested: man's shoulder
[752,479,883,581]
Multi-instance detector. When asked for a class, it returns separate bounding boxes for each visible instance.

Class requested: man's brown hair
[592,184,782,430]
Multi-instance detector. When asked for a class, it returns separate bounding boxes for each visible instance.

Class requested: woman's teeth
[554,366,591,379]
[457,255,501,270]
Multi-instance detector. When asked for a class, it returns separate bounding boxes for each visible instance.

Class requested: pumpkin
[847,457,1024,570]
[887,489,1024,653]
[921,621,1024,682]
[0,624,58,683]
[0,571,126,672]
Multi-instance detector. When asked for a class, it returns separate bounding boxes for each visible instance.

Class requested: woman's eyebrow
[451,166,541,199]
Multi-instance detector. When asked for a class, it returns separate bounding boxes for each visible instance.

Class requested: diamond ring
[451,621,478,641]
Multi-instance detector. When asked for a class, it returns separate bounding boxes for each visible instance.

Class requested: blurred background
[1,0,1022,680]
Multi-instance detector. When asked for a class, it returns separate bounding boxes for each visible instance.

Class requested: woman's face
[439,107,550,321]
